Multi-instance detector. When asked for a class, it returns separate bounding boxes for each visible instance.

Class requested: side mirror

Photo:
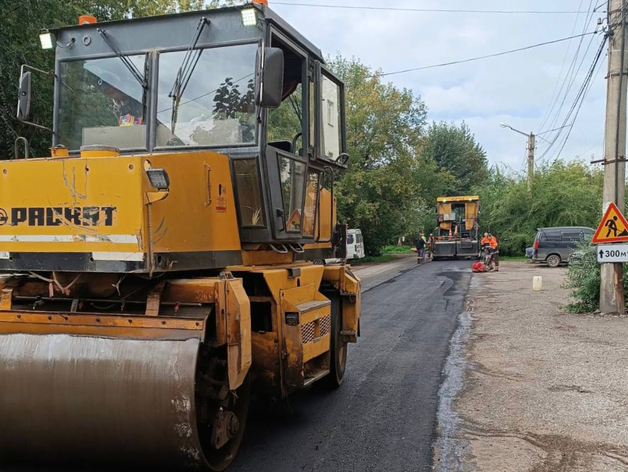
[261,47,284,108]
[17,71,32,121]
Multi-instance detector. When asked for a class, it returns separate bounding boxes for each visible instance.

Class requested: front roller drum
[0,334,249,471]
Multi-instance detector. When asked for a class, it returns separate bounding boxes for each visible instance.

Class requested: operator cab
[16,3,347,250]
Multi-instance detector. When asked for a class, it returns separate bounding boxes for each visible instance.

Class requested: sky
[268,0,609,172]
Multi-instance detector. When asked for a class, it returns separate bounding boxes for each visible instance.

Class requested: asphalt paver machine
[432,196,480,260]
[0,2,360,470]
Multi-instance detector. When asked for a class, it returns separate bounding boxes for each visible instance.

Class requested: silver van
[532,226,594,267]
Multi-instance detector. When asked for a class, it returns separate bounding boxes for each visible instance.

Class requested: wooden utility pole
[527,133,536,193]
[600,0,628,314]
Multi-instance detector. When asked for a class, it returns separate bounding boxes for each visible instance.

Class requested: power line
[366,31,598,78]
[537,0,593,134]
[538,9,598,135]
[272,2,592,15]
[538,32,608,162]
[539,10,627,161]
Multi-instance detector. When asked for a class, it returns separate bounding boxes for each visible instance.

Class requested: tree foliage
[420,121,489,195]
[327,57,453,254]
[474,161,604,256]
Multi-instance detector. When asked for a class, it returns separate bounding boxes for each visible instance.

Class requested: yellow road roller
[0,2,360,470]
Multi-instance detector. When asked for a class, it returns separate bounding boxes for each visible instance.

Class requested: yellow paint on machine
[146,152,241,254]
[0,155,144,254]
[0,150,241,258]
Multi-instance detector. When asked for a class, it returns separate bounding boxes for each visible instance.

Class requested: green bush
[381,245,413,255]
[564,244,628,313]
[474,161,604,257]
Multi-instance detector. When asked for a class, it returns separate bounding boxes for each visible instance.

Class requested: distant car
[532,226,594,267]
[525,247,534,259]
[347,229,366,260]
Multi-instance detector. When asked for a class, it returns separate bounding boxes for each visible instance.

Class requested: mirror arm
[20,121,54,135]
[20,64,56,80]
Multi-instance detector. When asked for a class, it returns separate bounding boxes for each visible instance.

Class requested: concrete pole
[600,0,628,315]
[527,133,535,194]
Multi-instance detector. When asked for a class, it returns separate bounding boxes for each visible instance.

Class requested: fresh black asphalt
[231,260,473,472]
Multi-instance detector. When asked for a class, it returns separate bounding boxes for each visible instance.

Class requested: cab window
[234,159,265,228]
[268,35,307,157]
[302,172,319,237]
[321,74,342,160]
[279,156,306,232]
[58,55,148,150]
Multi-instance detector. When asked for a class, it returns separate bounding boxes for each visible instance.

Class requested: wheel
[546,254,561,268]
[196,356,251,471]
[320,295,347,389]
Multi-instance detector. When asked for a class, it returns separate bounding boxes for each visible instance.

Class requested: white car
[347,229,366,260]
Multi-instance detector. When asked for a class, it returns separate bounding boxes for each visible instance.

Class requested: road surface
[1,259,472,472]
[351,254,419,292]
[232,259,472,472]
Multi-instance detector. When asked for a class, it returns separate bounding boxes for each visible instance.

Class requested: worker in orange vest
[487,233,499,271]
[481,232,490,247]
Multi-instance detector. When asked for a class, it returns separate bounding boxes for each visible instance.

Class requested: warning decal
[592,202,628,244]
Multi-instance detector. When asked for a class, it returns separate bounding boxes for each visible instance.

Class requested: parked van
[532,226,594,267]
[347,229,366,260]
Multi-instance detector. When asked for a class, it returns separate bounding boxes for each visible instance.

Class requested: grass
[351,255,397,265]
[381,245,413,255]
[500,256,530,262]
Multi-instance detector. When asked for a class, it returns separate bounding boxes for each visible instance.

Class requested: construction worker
[481,232,490,247]
[488,233,500,271]
[427,233,436,261]
[415,233,426,264]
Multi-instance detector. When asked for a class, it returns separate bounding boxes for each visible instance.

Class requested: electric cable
[366,31,599,78]
[272,2,592,15]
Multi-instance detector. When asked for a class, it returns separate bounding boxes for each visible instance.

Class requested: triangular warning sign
[592,202,628,243]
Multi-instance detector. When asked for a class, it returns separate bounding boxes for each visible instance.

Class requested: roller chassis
[0,260,360,470]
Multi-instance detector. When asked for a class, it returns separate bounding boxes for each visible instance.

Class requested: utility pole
[600,0,628,314]
[527,133,536,193]
[500,123,535,194]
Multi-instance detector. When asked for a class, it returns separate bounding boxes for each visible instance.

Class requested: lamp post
[500,123,535,194]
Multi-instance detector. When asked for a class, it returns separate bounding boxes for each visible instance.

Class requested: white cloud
[270,0,608,169]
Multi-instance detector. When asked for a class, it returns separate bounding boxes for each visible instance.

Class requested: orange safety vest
[488,237,498,249]
[481,237,490,246]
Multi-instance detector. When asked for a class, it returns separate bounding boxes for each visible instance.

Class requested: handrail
[13,137,29,159]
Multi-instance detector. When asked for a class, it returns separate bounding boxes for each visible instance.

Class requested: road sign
[597,243,628,262]
[592,202,628,244]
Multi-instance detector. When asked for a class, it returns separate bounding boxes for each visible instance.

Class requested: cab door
[264,30,314,242]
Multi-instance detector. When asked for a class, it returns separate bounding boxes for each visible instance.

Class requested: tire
[320,295,347,389]
[546,254,561,268]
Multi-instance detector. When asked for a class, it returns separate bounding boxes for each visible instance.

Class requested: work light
[39,32,55,50]
[241,8,257,27]
[146,168,171,190]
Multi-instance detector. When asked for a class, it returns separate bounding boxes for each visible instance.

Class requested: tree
[420,121,489,195]
[328,56,453,254]
[474,160,604,256]
[0,0,237,159]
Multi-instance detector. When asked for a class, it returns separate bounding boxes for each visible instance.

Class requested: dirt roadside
[436,261,628,472]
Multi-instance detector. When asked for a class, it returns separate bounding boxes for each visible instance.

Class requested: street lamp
[500,122,535,194]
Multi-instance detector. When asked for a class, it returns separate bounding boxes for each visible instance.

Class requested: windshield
[58,55,148,150]
[156,43,258,147]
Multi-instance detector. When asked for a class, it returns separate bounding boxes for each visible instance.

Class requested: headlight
[39,32,55,50]
[241,8,257,27]
[146,168,170,190]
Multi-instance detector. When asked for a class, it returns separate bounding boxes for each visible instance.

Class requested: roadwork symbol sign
[592,202,628,244]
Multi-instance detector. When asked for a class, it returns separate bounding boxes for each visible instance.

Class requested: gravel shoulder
[437,261,628,472]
